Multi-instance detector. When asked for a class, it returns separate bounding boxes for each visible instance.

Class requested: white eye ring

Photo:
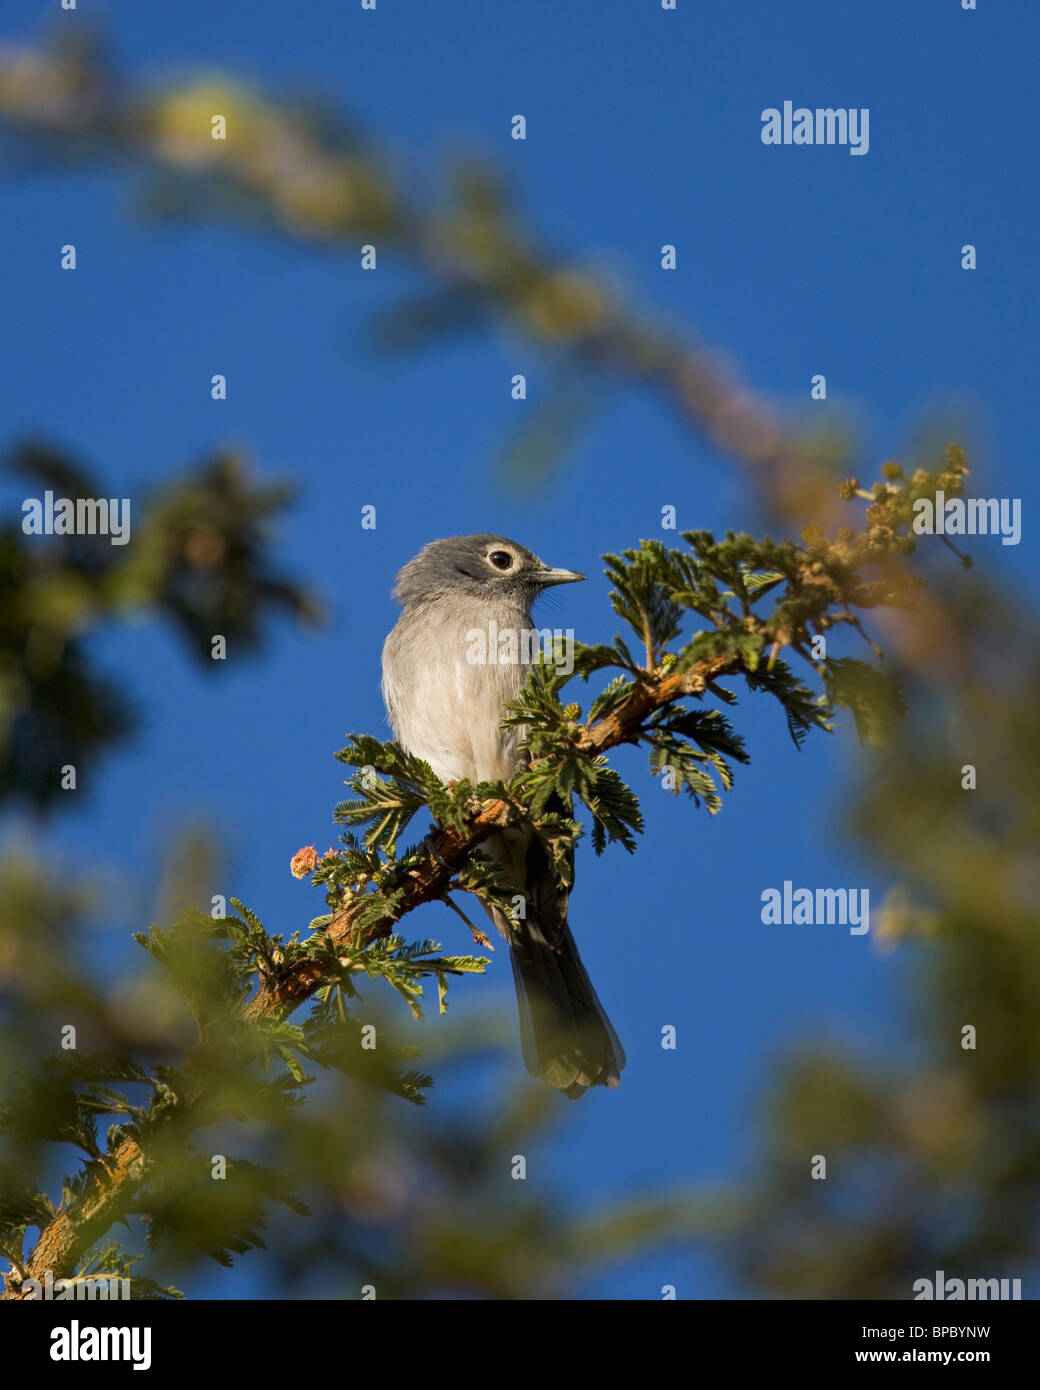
[487,549,514,570]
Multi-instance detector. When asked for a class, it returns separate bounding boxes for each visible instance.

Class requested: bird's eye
[488,550,513,570]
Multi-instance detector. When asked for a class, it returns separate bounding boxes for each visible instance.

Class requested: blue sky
[1,0,1035,1298]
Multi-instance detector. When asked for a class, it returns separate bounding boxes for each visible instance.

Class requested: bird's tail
[505,914,625,1100]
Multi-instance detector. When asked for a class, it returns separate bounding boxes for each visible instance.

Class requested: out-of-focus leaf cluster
[0,442,317,808]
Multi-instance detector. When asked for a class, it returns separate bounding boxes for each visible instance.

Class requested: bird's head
[392,534,585,607]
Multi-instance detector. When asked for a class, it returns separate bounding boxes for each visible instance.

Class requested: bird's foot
[421,832,453,873]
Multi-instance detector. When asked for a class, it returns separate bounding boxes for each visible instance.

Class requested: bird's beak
[537,565,586,587]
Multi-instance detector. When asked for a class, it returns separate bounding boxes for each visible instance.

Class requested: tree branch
[1,652,739,1298]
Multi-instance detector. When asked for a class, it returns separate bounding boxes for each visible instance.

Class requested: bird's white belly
[382,602,530,785]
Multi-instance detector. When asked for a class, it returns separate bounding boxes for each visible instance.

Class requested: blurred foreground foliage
[736,571,1040,1297]
[0,840,734,1299]
[1,442,318,808]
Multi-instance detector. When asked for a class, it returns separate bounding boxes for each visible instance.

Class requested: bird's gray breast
[381,594,534,784]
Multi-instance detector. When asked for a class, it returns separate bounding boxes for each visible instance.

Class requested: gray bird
[381,534,625,1099]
